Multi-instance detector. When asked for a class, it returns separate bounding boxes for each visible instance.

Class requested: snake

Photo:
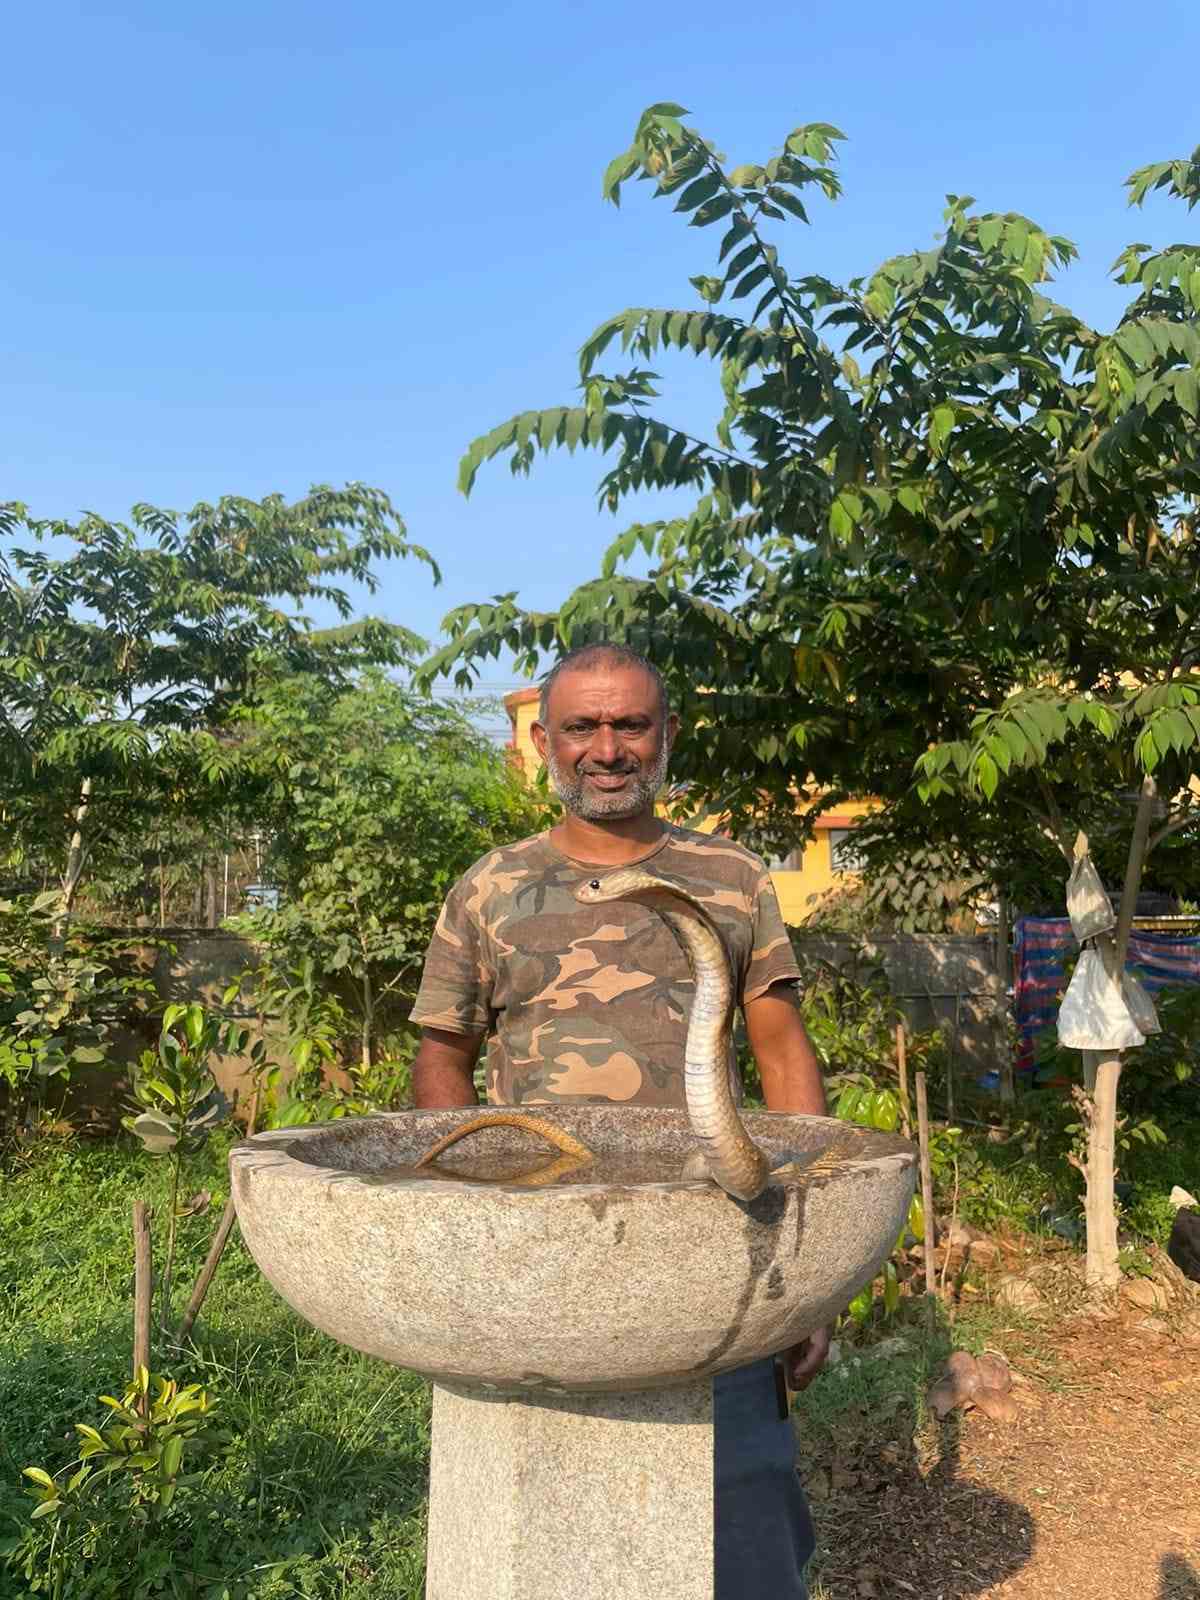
[575,867,774,1201]
[412,870,856,1203]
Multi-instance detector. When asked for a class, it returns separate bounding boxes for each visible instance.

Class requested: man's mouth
[582,771,634,789]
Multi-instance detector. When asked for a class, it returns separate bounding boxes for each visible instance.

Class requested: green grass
[0,1132,431,1598]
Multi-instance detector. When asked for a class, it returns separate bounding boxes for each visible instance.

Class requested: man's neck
[549,811,668,866]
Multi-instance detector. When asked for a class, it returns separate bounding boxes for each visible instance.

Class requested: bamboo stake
[915,1071,937,1311]
[175,1088,259,1345]
[945,997,958,1125]
[132,1200,153,1412]
[896,1023,911,1139]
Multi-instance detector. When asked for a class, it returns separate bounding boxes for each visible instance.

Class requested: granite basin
[230,1105,916,1394]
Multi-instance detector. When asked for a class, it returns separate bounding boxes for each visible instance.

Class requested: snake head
[576,876,630,902]
[574,868,658,905]
[574,869,707,919]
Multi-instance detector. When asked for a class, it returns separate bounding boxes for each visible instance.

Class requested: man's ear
[664,712,680,751]
[530,720,548,764]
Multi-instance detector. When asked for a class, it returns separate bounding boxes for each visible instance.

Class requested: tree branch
[1114,774,1158,969]
[1035,776,1074,861]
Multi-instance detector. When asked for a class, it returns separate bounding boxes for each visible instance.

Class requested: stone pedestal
[425,1380,713,1600]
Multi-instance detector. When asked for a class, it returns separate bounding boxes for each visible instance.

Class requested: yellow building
[503,688,878,926]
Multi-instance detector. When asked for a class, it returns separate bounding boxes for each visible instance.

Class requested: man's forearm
[744,986,827,1115]
[761,1049,826,1115]
[412,1026,483,1108]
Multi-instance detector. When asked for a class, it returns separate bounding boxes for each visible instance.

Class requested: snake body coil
[575,868,771,1202]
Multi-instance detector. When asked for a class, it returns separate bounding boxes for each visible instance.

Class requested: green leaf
[1115,323,1156,367]
[160,1434,184,1480]
[730,265,771,301]
[896,486,923,515]
[1176,370,1200,419]
[563,409,586,451]
[538,407,565,450]
[674,173,721,212]
[689,196,735,228]
[723,244,759,282]
[828,498,854,541]
[929,405,955,455]
[601,149,638,204]
[1005,219,1030,263]
[974,751,999,799]
[770,189,811,223]
[993,721,1030,765]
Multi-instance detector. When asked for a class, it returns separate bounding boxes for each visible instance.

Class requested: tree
[419,104,1200,1289]
[0,485,434,933]
[225,670,539,1083]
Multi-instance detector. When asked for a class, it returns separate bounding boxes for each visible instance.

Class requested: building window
[828,828,865,874]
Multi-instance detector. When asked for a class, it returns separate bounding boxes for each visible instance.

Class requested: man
[410,641,828,1597]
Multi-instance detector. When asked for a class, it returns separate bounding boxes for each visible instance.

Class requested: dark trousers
[714,1358,815,1599]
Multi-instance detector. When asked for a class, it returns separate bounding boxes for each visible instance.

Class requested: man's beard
[546,742,671,821]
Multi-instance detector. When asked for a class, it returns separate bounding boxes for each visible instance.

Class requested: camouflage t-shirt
[409,824,801,1107]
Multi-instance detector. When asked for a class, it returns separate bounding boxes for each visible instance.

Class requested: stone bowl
[230,1106,915,1394]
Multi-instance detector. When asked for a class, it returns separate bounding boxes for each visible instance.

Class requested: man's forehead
[546,663,661,719]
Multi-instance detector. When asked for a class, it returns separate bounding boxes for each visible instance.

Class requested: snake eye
[588,879,601,890]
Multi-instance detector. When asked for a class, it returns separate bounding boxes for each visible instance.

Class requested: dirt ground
[797,1288,1199,1598]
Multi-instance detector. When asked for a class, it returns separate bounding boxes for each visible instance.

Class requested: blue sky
[3,0,1197,692]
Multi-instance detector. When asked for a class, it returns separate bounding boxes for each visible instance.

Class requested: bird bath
[231,1103,915,1598]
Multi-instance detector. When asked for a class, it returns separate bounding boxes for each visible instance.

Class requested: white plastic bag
[1122,970,1161,1036]
[1057,946,1145,1051]
[1065,841,1115,943]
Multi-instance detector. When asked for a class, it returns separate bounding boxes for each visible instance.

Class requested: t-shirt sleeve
[741,867,802,1005]
[409,873,493,1034]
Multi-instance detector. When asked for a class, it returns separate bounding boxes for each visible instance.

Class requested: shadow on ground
[802,1409,1033,1596]
[1161,1554,1200,1599]
[794,1322,1034,1599]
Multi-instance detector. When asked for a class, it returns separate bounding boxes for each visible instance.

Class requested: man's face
[531,663,678,822]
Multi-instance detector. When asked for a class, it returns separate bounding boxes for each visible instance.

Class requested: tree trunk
[1082,1051,1123,1289]
[53,775,93,946]
[995,889,1015,1103]
[361,970,375,1074]
[1077,775,1157,1290]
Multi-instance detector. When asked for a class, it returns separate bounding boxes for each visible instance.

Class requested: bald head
[537,643,668,726]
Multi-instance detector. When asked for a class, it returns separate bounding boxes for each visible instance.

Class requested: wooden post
[175,1088,259,1345]
[915,1072,937,1307]
[945,997,958,1125]
[895,1023,912,1139]
[996,890,1015,1103]
[133,1200,153,1410]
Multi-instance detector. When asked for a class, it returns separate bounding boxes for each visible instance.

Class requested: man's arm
[412,1026,485,1109]
[743,983,826,1115]
[745,981,831,1390]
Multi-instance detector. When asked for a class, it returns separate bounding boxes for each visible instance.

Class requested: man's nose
[589,725,620,764]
